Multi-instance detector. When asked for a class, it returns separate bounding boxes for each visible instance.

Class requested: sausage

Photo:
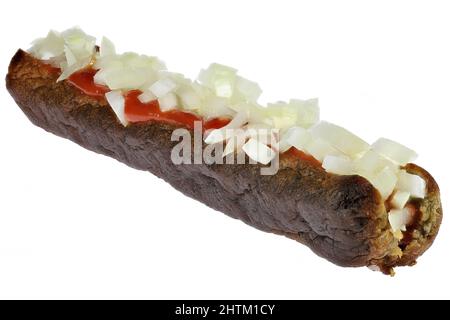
[6,50,442,274]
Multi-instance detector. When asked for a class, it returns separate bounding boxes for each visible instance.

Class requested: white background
[0,0,448,299]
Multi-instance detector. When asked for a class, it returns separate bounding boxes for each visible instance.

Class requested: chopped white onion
[234,76,262,102]
[304,138,340,162]
[369,166,397,199]
[105,91,127,126]
[177,87,202,110]
[396,170,426,198]
[29,30,65,60]
[311,121,370,157]
[100,36,116,57]
[158,92,178,112]
[94,52,164,90]
[150,78,177,98]
[198,63,237,98]
[290,99,320,128]
[353,150,395,177]
[97,67,150,90]
[242,138,276,165]
[372,138,418,165]
[265,102,298,130]
[138,91,156,104]
[55,28,96,81]
[200,95,235,119]
[322,155,354,175]
[391,190,411,209]
[388,208,410,232]
[278,126,311,153]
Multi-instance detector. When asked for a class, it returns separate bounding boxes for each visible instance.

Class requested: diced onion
[388,208,410,232]
[278,126,311,153]
[242,138,276,165]
[158,92,178,112]
[150,78,177,98]
[369,166,397,199]
[234,76,262,102]
[290,99,320,128]
[372,138,418,165]
[311,121,370,157]
[200,95,235,119]
[138,91,156,104]
[396,170,426,198]
[322,155,354,175]
[391,191,411,209]
[29,30,65,60]
[105,91,127,126]
[177,87,202,110]
[304,138,340,162]
[56,28,96,81]
[353,150,395,177]
[198,63,237,97]
[100,36,116,57]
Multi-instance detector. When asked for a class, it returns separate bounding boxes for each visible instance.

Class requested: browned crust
[5,50,442,272]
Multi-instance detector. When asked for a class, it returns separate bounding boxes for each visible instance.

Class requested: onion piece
[391,191,411,209]
[56,28,96,81]
[29,30,65,60]
[322,155,354,175]
[158,92,178,112]
[372,138,418,165]
[150,78,177,98]
[304,138,340,162]
[353,150,398,180]
[177,87,202,110]
[105,91,127,126]
[234,76,262,102]
[396,170,426,198]
[290,98,320,128]
[100,36,116,57]
[242,138,276,165]
[388,208,411,232]
[200,95,235,119]
[98,67,150,90]
[278,126,311,153]
[138,91,156,104]
[369,166,398,199]
[310,121,370,157]
[198,63,237,98]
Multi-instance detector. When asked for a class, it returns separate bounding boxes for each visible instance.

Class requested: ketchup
[68,68,110,98]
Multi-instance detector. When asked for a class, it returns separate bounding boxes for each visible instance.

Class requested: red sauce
[68,68,110,98]
[42,63,61,74]
[203,118,231,131]
[285,147,322,167]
